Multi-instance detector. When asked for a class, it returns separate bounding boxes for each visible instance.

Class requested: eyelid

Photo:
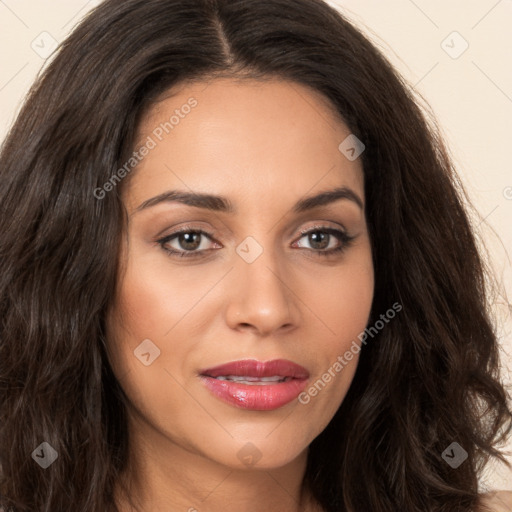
[297,222,347,236]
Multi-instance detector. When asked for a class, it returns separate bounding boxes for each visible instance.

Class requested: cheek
[296,249,373,421]
[316,265,373,328]
[109,252,204,341]
[307,246,374,347]
[104,245,224,400]
[104,262,197,431]
[104,255,174,380]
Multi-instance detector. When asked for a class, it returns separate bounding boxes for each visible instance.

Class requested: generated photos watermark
[93,97,198,200]
[298,302,403,404]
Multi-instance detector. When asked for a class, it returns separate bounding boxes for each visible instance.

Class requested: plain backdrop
[0,0,511,492]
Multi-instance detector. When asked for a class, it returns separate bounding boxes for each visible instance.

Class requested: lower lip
[200,376,308,410]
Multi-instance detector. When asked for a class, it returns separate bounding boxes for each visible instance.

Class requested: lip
[199,359,310,411]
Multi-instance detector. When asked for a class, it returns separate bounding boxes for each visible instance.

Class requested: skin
[479,491,512,511]
[106,77,375,511]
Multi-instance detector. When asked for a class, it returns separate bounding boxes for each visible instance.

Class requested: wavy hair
[1,0,511,510]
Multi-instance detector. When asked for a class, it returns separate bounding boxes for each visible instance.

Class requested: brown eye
[174,232,202,251]
[157,229,218,258]
[294,227,355,257]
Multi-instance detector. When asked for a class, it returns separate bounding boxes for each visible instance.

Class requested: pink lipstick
[199,359,309,410]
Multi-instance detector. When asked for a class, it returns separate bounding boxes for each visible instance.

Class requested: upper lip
[199,359,310,379]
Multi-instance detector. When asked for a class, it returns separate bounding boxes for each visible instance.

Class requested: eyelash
[156,224,356,259]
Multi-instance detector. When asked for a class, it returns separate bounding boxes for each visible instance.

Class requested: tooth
[213,375,290,384]
[228,376,260,382]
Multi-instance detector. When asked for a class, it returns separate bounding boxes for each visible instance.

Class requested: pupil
[179,232,201,250]
[310,232,328,250]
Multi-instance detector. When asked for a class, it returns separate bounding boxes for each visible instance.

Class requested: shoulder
[478,491,512,511]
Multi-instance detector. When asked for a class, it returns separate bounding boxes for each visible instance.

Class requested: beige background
[0,0,511,491]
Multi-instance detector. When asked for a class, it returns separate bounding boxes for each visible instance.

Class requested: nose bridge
[227,233,297,333]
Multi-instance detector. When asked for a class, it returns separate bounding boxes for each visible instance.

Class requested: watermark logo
[338,134,365,161]
[134,338,161,366]
[235,236,264,264]
[31,441,58,469]
[442,442,468,468]
[441,31,469,59]
[236,442,262,466]
[31,32,59,59]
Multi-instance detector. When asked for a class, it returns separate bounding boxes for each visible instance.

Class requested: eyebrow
[134,186,364,214]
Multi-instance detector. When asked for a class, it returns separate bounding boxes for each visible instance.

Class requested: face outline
[105,77,374,481]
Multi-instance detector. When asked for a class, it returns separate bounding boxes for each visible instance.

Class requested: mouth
[198,359,309,410]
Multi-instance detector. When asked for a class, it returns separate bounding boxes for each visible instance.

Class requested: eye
[293,226,355,257]
[157,227,218,258]
[156,224,356,259]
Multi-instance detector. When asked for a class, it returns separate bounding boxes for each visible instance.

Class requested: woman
[0,0,511,510]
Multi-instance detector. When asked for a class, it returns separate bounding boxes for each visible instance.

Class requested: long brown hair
[1,1,511,510]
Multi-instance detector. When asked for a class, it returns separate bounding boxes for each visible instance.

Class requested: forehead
[124,78,364,211]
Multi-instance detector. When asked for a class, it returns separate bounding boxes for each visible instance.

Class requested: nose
[224,243,300,337]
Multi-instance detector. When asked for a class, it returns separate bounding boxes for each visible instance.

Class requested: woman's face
[106,78,374,471]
